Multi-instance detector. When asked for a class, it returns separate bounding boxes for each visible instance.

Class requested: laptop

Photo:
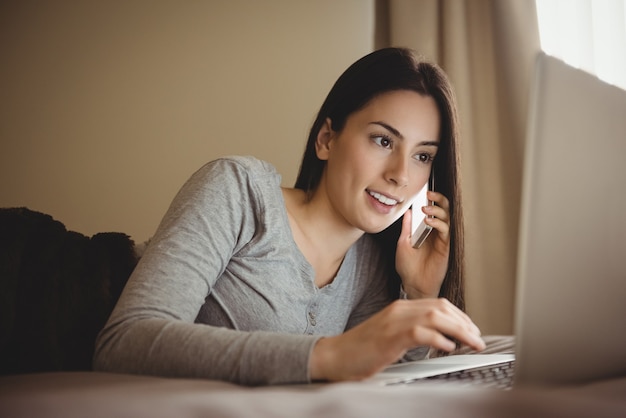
[368,52,626,388]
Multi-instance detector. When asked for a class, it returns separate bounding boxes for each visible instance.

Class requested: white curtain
[376,0,541,334]
[536,0,626,90]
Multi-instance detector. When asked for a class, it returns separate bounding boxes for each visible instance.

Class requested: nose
[384,154,409,187]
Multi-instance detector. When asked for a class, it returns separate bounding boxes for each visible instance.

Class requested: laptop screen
[514,53,626,386]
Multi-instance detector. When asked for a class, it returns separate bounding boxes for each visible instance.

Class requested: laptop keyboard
[402,360,516,390]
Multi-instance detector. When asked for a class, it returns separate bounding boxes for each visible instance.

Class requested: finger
[432,298,481,335]
[409,325,457,352]
[424,216,450,241]
[410,299,484,350]
[427,191,450,210]
[426,310,485,351]
[431,321,485,352]
[422,204,449,223]
[423,196,451,238]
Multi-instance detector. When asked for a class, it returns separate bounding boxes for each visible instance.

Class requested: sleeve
[93,158,320,385]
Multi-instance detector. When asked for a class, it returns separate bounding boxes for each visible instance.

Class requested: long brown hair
[294,48,465,311]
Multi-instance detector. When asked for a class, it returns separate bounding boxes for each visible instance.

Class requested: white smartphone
[410,172,434,248]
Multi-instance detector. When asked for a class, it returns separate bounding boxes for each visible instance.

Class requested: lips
[367,190,400,206]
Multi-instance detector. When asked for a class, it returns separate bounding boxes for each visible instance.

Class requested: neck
[282,187,364,287]
[292,188,363,248]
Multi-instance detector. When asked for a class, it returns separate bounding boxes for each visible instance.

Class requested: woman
[93,47,485,385]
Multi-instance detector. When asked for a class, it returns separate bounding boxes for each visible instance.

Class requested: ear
[315,118,335,161]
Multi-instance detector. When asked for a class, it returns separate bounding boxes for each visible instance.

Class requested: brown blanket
[0,371,624,418]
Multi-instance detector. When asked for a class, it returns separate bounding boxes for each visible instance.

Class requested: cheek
[408,167,432,195]
[328,142,372,176]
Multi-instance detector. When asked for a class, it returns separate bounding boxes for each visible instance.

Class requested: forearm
[94,316,320,385]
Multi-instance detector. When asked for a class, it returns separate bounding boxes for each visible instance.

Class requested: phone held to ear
[410,172,434,249]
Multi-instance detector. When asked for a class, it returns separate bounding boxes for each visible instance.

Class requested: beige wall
[0,1,374,243]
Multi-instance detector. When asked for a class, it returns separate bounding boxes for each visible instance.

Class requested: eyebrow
[369,121,439,146]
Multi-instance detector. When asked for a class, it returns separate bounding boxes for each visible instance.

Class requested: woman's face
[316,89,441,233]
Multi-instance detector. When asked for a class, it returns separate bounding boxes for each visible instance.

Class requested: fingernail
[475,337,486,350]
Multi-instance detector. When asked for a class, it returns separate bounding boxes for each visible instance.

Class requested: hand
[396,191,451,299]
[309,298,485,382]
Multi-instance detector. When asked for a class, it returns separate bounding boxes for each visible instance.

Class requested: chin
[361,222,394,235]
[358,212,403,235]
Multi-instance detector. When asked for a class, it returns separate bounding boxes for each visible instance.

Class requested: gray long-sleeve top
[93,156,397,385]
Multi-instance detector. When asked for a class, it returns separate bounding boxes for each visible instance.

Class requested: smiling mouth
[367,190,400,206]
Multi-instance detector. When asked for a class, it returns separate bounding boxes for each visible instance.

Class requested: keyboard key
[406,360,515,390]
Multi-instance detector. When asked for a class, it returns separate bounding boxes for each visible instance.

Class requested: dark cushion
[0,207,137,375]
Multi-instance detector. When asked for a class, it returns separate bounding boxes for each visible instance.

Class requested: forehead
[348,90,441,141]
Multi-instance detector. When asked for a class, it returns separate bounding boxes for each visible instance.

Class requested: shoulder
[184,156,281,194]
[159,156,284,248]
[197,156,279,180]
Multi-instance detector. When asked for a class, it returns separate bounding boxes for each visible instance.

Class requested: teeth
[368,191,398,206]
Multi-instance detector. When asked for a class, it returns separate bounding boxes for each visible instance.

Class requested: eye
[372,135,393,149]
[414,152,435,164]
